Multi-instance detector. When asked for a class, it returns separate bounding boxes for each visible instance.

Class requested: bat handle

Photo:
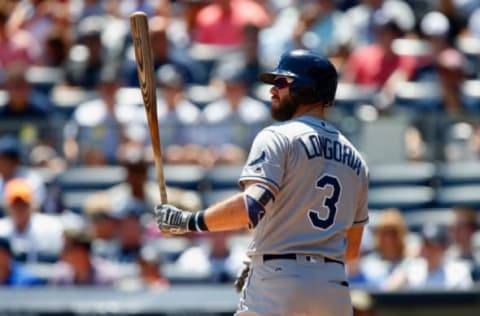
[158,170,168,204]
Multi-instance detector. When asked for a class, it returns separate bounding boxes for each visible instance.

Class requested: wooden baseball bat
[130,12,168,204]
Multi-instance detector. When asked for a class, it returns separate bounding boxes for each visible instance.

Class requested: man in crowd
[0,178,63,263]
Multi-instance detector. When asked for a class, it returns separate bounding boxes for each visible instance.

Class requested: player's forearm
[204,192,250,231]
[345,226,364,262]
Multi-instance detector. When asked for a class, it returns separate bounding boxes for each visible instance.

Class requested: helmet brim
[259,69,297,84]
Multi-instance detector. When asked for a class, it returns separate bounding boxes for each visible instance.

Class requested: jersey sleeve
[238,128,288,192]
[353,168,369,226]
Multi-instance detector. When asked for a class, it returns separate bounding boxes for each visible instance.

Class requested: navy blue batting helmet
[259,50,338,105]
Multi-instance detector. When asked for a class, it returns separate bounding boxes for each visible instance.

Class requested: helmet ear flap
[289,81,320,105]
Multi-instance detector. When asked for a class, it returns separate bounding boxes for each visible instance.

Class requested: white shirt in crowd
[391,258,473,290]
[0,213,64,263]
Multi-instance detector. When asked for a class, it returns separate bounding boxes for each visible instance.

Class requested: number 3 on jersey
[308,175,342,230]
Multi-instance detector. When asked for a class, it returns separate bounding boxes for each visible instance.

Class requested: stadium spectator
[116,244,169,290]
[41,28,72,67]
[154,63,203,165]
[468,7,480,39]
[7,0,69,58]
[49,229,122,286]
[112,200,145,264]
[434,48,467,113]
[107,144,202,213]
[359,208,409,289]
[0,236,43,286]
[28,144,66,176]
[0,2,41,69]
[351,290,377,316]
[83,192,120,261]
[123,16,204,87]
[0,178,63,263]
[386,223,473,290]
[341,9,417,91]
[0,63,51,119]
[0,62,57,154]
[191,0,271,47]
[63,64,144,165]
[135,244,169,288]
[0,136,47,208]
[344,0,415,48]
[443,123,480,162]
[173,231,245,283]
[412,11,455,82]
[200,63,270,166]
[435,0,470,41]
[72,0,105,24]
[241,24,263,87]
[447,207,478,261]
[64,16,109,89]
[292,0,352,57]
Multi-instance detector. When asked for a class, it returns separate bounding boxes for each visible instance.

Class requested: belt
[262,253,344,266]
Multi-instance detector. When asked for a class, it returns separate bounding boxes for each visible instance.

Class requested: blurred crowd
[0,0,480,296]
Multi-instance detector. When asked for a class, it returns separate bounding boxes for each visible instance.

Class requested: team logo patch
[247,151,267,174]
[247,151,266,167]
[246,150,280,176]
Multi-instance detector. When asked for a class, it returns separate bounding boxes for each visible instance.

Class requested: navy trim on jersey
[297,116,338,135]
[353,217,369,225]
[239,176,280,191]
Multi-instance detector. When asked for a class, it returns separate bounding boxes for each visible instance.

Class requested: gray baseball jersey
[238,115,369,261]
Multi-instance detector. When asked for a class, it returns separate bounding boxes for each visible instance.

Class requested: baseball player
[155,49,369,316]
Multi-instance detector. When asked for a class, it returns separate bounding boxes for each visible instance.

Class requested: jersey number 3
[308,175,342,230]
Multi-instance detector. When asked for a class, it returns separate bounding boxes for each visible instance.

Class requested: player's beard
[271,94,298,121]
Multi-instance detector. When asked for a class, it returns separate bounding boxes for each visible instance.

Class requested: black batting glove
[154,204,192,235]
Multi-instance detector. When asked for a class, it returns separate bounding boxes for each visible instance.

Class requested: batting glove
[154,204,192,235]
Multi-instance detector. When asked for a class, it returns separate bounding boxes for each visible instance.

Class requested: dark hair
[0,237,11,256]
[64,230,92,251]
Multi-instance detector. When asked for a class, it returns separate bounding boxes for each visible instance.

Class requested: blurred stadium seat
[394,81,442,112]
[56,166,125,191]
[227,234,251,252]
[152,237,191,263]
[115,87,144,106]
[402,208,453,232]
[186,84,223,108]
[369,162,436,187]
[437,162,480,185]
[26,66,64,96]
[368,185,435,211]
[62,190,99,213]
[392,38,431,57]
[456,36,480,77]
[203,189,240,207]
[50,86,97,117]
[0,89,8,107]
[205,165,243,189]
[435,185,480,209]
[150,164,207,191]
[461,80,480,113]
[24,167,56,185]
[335,83,376,112]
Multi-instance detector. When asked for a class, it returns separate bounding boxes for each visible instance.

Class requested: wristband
[187,210,209,232]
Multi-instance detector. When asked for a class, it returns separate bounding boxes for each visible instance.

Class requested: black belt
[263,253,344,266]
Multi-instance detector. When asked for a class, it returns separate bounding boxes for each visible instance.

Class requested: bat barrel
[130,11,168,204]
